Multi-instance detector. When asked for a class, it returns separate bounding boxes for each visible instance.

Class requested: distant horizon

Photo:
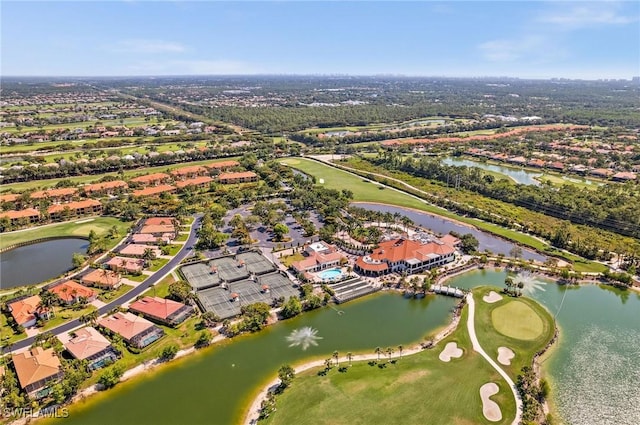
[2,1,638,80]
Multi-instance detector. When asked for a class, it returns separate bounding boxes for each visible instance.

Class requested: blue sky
[2,1,639,79]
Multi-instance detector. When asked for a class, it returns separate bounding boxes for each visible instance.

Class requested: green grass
[123,274,148,283]
[537,173,601,190]
[491,300,544,340]
[142,274,176,299]
[97,284,134,303]
[0,217,132,250]
[472,286,555,380]
[0,156,239,192]
[163,244,182,255]
[0,313,26,345]
[5,117,172,134]
[39,304,97,333]
[149,258,170,272]
[174,233,189,242]
[280,252,304,268]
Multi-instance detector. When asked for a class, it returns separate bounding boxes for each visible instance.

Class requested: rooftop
[128,296,188,320]
[64,327,112,360]
[12,347,62,389]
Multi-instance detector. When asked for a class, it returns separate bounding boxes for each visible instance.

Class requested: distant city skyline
[2,1,639,80]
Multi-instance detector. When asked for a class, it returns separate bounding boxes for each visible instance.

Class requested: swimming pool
[319,268,342,281]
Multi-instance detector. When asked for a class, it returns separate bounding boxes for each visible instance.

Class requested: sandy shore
[242,313,462,425]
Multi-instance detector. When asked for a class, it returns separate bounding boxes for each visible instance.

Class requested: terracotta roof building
[49,280,96,305]
[128,296,194,326]
[64,327,119,370]
[12,347,64,399]
[176,176,213,190]
[0,208,40,225]
[612,171,637,181]
[218,171,258,184]
[291,242,344,274]
[80,269,122,289]
[170,165,207,180]
[355,238,455,277]
[48,199,102,219]
[105,256,145,274]
[82,180,128,196]
[0,193,20,203]
[130,233,171,245]
[130,172,170,186]
[118,244,161,258]
[98,312,164,349]
[29,187,77,201]
[204,160,240,171]
[132,185,176,198]
[7,295,50,328]
[144,217,176,226]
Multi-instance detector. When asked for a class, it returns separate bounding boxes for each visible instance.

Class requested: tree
[347,352,353,366]
[278,364,295,389]
[375,346,382,361]
[273,223,289,242]
[72,252,87,268]
[168,280,192,302]
[201,311,220,327]
[98,365,124,389]
[161,344,179,361]
[510,246,523,260]
[333,350,339,367]
[79,310,99,326]
[398,344,404,359]
[142,248,157,261]
[195,330,212,348]
[280,296,302,319]
[460,233,479,254]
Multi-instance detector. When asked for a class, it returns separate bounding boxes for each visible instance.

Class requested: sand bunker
[438,342,463,362]
[497,347,515,365]
[483,291,503,303]
[480,382,502,422]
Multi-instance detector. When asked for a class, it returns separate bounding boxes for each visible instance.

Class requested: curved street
[3,214,203,354]
[466,292,523,425]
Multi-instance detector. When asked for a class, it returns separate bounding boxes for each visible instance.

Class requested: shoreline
[242,308,462,425]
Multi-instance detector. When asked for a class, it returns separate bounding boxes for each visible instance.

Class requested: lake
[0,238,88,289]
[353,202,546,262]
[442,157,543,186]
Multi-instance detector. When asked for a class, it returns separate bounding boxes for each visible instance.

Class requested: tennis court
[181,263,220,290]
[258,272,300,299]
[209,257,249,282]
[237,251,275,275]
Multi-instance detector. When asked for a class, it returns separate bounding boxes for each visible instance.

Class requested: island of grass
[259,288,555,425]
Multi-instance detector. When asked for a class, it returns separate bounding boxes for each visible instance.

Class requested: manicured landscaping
[491,300,544,340]
[142,274,176,299]
[148,258,170,272]
[39,304,98,333]
[97,284,134,303]
[0,217,132,250]
[174,233,189,242]
[123,273,147,283]
[279,252,304,268]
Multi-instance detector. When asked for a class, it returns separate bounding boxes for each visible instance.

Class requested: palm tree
[333,350,339,367]
[398,345,403,360]
[347,352,353,366]
[374,346,381,361]
[324,358,333,371]
[386,347,394,361]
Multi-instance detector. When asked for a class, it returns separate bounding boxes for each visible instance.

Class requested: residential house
[7,295,51,328]
[291,242,344,274]
[118,244,161,258]
[64,327,119,371]
[130,233,171,245]
[98,312,164,349]
[132,185,177,198]
[49,280,96,305]
[218,171,258,184]
[0,208,41,226]
[144,217,176,226]
[130,173,170,187]
[105,256,145,274]
[12,347,64,399]
[128,296,194,327]
[0,193,20,204]
[355,238,455,277]
[29,188,77,202]
[612,171,637,182]
[138,224,176,241]
[589,168,614,178]
[204,160,240,172]
[48,199,102,220]
[81,180,128,196]
[80,269,122,290]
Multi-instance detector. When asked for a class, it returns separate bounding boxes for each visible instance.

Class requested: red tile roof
[132,185,176,197]
[0,208,40,220]
[12,347,62,389]
[30,187,77,200]
[170,165,207,176]
[144,217,175,226]
[218,171,258,181]
[64,327,112,361]
[82,180,128,194]
[49,280,96,303]
[98,312,155,340]
[81,269,121,288]
[48,199,101,214]
[8,295,42,325]
[128,296,187,320]
[0,193,20,203]
[175,176,213,189]
[130,173,170,184]
[204,160,239,169]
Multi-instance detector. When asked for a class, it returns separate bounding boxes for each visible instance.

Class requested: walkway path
[466,293,523,425]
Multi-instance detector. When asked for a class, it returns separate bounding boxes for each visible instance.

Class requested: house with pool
[63,327,120,370]
[11,347,64,399]
[355,237,456,277]
[98,312,164,349]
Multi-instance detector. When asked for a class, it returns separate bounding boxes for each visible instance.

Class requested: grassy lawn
[491,301,544,340]
[472,286,555,380]
[0,313,27,345]
[174,233,189,242]
[0,217,132,250]
[280,252,304,268]
[537,173,601,190]
[163,244,183,255]
[264,304,516,425]
[0,156,239,192]
[142,274,176,299]
[39,304,98,333]
[148,258,170,272]
[123,274,147,283]
[97,284,134,303]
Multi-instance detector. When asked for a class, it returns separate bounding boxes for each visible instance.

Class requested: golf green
[491,300,544,341]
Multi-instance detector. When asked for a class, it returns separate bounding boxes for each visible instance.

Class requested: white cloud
[538,2,637,29]
[112,39,187,54]
[478,36,548,62]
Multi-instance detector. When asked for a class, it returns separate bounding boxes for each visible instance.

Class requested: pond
[55,292,458,425]
[448,269,640,425]
[0,238,88,289]
[353,202,546,262]
[442,157,542,186]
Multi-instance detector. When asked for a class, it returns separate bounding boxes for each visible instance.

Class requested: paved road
[466,293,523,425]
[3,214,203,354]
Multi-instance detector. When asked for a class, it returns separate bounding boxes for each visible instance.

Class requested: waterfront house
[128,296,194,327]
[64,327,119,370]
[7,295,51,328]
[12,347,64,399]
[98,312,164,349]
[48,199,102,220]
[49,280,97,305]
[0,208,41,226]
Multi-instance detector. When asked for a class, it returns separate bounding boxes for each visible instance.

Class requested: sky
[2,1,639,79]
